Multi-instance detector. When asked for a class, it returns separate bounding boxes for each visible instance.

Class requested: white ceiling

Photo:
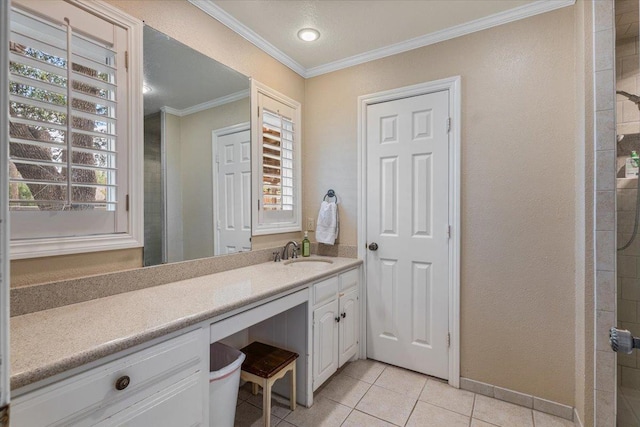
[193,0,575,77]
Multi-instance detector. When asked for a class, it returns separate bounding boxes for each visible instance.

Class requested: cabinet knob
[341,312,346,318]
[335,316,341,323]
[115,375,131,391]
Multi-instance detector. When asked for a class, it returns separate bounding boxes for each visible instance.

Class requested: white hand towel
[316,201,339,245]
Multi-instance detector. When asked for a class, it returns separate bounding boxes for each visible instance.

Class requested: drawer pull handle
[115,375,130,391]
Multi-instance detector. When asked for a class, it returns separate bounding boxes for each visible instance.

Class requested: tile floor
[233,359,575,427]
[618,386,640,426]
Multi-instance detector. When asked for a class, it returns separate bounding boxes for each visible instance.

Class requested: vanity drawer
[313,276,339,306]
[339,268,359,292]
[13,329,205,427]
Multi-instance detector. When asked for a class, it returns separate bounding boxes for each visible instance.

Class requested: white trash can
[209,342,246,427]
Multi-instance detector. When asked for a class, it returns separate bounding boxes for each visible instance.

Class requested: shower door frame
[0,0,10,421]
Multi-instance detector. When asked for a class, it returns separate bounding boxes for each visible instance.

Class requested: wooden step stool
[240,342,299,427]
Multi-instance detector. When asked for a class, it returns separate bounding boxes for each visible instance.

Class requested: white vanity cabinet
[12,328,208,427]
[312,268,360,390]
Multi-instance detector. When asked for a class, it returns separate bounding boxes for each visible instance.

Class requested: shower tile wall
[144,113,163,266]
[616,2,640,391]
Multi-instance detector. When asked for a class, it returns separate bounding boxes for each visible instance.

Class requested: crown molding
[190,0,575,79]
[305,0,576,77]
[188,0,306,76]
[160,89,249,117]
[160,106,181,116]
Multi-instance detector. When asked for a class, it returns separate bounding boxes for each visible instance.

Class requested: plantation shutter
[258,92,297,225]
[8,2,129,239]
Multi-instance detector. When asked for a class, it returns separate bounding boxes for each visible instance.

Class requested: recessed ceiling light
[297,28,320,42]
[143,84,152,94]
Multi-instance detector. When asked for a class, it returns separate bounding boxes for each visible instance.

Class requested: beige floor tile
[283,396,351,427]
[472,395,533,427]
[471,419,499,427]
[419,378,476,416]
[374,365,427,398]
[342,410,396,427]
[235,401,281,427]
[406,401,470,427]
[318,372,371,407]
[276,422,296,427]
[355,384,416,426]
[245,391,293,420]
[340,359,386,384]
[532,411,574,427]
[238,383,254,402]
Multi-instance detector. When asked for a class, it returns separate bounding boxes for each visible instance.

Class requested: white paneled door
[366,90,450,379]
[215,129,252,255]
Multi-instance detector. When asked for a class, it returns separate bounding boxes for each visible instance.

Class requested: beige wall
[303,8,577,405]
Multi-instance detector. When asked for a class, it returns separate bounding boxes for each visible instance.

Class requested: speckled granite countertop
[10,256,361,391]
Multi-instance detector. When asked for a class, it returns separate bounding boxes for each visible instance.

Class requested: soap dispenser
[302,231,310,257]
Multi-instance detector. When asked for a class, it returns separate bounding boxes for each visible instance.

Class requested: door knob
[368,242,378,251]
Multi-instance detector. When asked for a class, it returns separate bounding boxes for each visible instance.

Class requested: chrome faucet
[282,241,299,260]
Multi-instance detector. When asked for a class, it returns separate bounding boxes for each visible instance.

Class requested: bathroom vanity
[10,257,362,426]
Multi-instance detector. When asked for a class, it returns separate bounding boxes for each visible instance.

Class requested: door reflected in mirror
[143,25,251,266]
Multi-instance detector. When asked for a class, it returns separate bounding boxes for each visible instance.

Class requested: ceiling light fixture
[297,28,320,42]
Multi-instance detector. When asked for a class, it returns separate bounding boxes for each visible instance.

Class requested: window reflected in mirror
[253,82,301,234]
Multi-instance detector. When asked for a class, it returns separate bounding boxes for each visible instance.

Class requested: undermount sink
[283,258,334,267]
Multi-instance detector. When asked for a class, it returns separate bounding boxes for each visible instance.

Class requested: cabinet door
[339,288,359,367]
[313,299,339,390]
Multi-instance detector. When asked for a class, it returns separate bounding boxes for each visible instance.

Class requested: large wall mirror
[143,26,251,266]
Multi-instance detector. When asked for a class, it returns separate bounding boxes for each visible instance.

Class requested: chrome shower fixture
[610,327,640,354]
[617,90,640,105]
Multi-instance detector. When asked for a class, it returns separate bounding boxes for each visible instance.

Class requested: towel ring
[323,189,338,204]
